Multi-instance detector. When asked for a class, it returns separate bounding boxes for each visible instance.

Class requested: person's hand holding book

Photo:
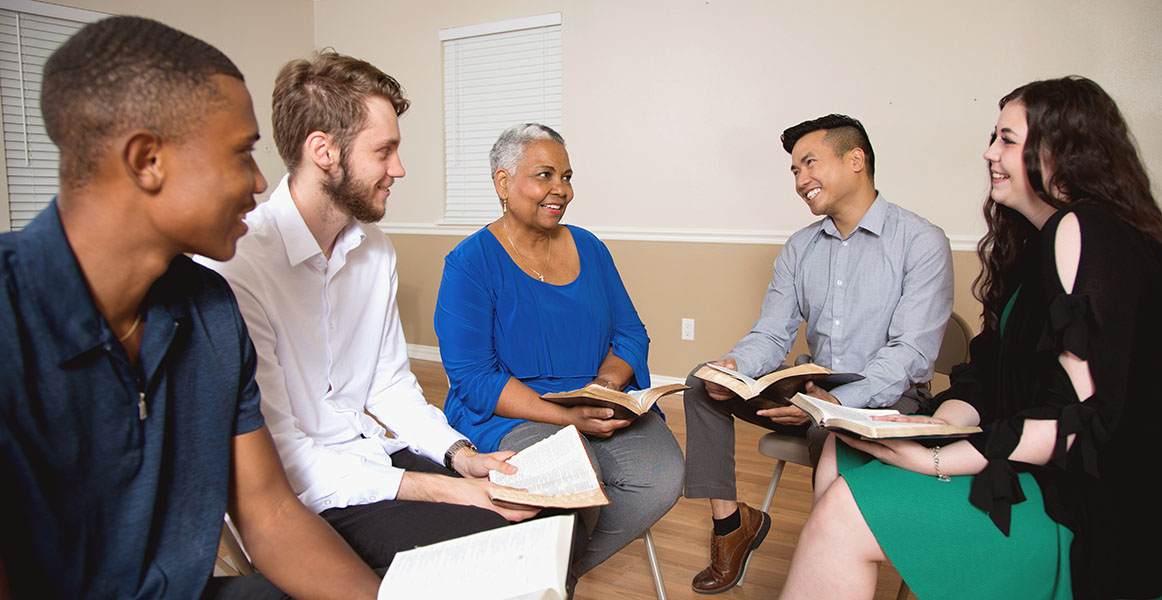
[704,357,738,401]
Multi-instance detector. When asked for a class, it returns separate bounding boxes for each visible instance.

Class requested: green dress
[840,204,1162,600]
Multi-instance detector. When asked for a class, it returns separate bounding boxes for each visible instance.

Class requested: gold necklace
[502,215,552,282]
[117,313,143,342]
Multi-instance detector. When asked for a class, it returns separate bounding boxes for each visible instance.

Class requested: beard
[322,155,385,223]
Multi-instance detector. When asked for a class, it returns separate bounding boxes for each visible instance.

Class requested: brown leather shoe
[691,502,771,594]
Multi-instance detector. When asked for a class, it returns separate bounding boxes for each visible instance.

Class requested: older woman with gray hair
[434,123,684,576]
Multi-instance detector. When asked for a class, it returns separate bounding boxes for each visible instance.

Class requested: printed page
[489,425,609,508]
[378,515,572,600]
[812,397,900,424]
[705,362,758,388]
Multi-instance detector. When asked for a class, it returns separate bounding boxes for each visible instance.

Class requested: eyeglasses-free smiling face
[323,95,405,223]
[789,129,860,219]
[983,101,1040,212]
[497,139,573,233]
[153,75,267,261]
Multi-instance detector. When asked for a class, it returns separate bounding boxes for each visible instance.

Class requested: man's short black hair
[41,16,244,185]
[780,114,875,179]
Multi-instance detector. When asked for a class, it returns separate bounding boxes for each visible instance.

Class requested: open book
[694,362,864,408]
[488,425,610,509]
[787,392,982,440]
[378,514,574,600]
[541,383,688,419]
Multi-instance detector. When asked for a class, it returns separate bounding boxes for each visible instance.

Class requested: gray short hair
[489,123,566,176]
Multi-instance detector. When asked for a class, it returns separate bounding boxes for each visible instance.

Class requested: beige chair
[750,311,973,597]
[215,515,253,577]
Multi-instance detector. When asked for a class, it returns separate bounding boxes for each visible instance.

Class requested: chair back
[934,311,973,375]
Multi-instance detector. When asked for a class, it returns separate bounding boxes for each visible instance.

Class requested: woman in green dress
[781,76,1162,600]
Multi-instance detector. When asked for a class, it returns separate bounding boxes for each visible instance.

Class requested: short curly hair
[41,16,244,186]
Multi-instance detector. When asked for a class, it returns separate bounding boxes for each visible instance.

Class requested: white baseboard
[407,343,684,386]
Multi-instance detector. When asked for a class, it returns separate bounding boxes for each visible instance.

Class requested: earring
[502,200,508,214]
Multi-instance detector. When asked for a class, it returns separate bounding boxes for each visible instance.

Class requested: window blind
[441,14,562,224]
[1,2,103,230]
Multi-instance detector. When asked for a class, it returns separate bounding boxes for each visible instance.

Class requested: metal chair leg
[643,528,667,600]
[760,459,787,513]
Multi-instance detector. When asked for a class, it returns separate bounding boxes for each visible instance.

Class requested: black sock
[713,508,741,536]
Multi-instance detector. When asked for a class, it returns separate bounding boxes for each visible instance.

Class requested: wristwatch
[444,439,477,470]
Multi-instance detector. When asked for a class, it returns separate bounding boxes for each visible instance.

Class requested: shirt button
[323,499,332,506]
[104,343,113,352]
[836,280,843,286]
[842,241,848,247]
[834,319,841,326]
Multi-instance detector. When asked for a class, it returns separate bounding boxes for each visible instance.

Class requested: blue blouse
[435,225,652,452]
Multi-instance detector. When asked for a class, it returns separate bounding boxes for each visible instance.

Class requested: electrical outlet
[681,318,695,341]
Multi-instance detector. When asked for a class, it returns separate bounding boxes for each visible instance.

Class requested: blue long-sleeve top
[435,225,652,452]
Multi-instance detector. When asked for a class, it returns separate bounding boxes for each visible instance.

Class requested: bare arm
[229,426,379,600]
[590,348,634,390]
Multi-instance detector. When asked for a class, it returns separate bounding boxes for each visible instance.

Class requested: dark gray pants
[682,363,921,501]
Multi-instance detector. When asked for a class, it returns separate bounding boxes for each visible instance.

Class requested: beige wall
[316,0,1159,378]
[393,231,983,378]
[9,1,1160,380]
[316,0,1162,243]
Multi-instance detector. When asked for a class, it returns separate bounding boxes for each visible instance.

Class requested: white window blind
[441,14,562,224]
[0,2,104,230]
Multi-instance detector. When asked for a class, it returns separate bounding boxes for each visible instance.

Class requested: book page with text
[377,514,573,600]
[489,425,609,507]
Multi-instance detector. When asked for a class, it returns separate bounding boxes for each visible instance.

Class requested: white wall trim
[438,12,560,41]
[380,223,981,251]
[407,343,444,363]
[406,343,685,385]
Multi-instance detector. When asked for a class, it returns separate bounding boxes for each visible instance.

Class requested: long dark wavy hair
[974,76,1162,332]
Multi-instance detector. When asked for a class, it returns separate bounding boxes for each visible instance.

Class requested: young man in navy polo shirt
[0,16,380,599]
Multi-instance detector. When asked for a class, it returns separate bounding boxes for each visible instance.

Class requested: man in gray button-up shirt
[685,114,954,594]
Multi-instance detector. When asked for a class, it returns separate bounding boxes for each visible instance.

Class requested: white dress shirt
[196,175,466,512]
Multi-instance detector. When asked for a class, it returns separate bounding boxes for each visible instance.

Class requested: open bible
[541,383,688,419]
[787,393,982,440]
[694,362,864,409]
[488,425,609,509]
[377,514,575,600]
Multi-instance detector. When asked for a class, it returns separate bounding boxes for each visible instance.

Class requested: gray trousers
[499,411,685,575]
[682,363,922,501]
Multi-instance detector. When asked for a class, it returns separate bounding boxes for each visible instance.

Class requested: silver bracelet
[932,445,951,482]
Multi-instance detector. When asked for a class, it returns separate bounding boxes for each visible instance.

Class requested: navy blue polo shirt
[0,202,264,599]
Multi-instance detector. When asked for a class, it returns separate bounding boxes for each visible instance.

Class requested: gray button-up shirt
[728,194,954,408]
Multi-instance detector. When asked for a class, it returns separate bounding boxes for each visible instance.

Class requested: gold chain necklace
[502,215,552,282]
[117,313,143,342]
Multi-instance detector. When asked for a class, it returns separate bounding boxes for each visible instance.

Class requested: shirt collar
[17,201,188,365]
[821,192,887,239]
[268,174,366,267]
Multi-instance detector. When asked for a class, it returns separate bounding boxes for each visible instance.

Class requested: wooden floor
[410,360,910,600]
